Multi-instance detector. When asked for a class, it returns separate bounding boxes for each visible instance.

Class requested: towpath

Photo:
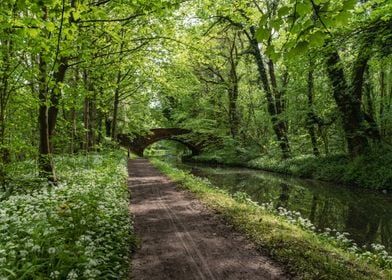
[128,158,288,280]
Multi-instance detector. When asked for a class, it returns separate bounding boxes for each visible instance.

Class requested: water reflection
[172,161,392,253]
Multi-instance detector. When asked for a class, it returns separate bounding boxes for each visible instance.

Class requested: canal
[164,158,392,253]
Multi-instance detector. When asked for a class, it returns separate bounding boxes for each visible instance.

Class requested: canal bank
[151,158,392,280]
[170,160,392,254]
[188,151,392,192]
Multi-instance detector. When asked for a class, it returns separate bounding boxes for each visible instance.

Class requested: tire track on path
[128,158,288,280]
[154,185,217,280]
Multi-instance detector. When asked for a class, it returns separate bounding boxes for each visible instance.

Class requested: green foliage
[0,0,390,278]
[192,139,261,165]
[0,151,133,279]
[245,149,392,191]
[191,144,392,190]
[1,0,391,177]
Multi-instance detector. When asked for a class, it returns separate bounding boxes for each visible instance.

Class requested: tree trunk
[38,54,54,179]
[306,64,320,156]
[0,34,13,180]
[36,2,72,178]
[387,69,392,139]
[95,110,102,146]
[326,50,369,157]
[111,32,125,140]
[268,60,291,158]
[84,96,90,151]
[37,55,68,179]
[88,98,96,149]
[111,70,121,139]
[379,69,386,138]
[83,71,97,151]
[248,26,291,158]
[49,58,67,151]
[228,86,239,138]
[227,37,240,139]
[69,69,78,154]
[363,67,381,142]
[105,117,112,137]
[70,107,76,154]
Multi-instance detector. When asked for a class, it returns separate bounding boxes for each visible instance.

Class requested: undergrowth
[0,151,133,279]
[152,158,392,280]
[192,148,392,191]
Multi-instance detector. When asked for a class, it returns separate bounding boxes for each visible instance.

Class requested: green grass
[151,158,392,280]
[0,151,134,279]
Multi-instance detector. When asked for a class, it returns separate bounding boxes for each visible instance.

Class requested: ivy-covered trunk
[0,35,12,181]
[249,27,291,159]
[326,51,370,157]
[228,84,239,138]
[306,63,320,156]
[227,36,240,139]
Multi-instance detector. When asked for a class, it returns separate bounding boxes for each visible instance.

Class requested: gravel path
[128,158,288,280]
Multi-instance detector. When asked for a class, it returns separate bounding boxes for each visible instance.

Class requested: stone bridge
[117,128,215,157]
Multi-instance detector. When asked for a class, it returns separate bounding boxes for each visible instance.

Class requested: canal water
[163,158,392,253]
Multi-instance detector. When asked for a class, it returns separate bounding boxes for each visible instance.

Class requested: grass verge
[0,151,134,279]
[151,158,392,280]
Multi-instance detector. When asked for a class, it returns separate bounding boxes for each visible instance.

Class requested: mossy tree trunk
[249,26,291,159]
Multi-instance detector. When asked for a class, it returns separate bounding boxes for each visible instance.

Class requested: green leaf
[278,6,291,18]
[27,28,40,38]
[266,45,280,62]
[287,40,309,57]
[314,0,329,4]
[308,31,326,47]
[334,11,351,26]
[45,22,56,32]
[72,10,81,21]
[270,18,283,29]
[296,1,312,17]
[342,0,358,10]
[255,27,270,42]
[259,14,268,26]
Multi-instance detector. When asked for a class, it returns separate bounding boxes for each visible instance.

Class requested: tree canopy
[0,0,391,180]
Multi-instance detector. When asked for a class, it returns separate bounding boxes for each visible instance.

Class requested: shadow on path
[128,158,288,280]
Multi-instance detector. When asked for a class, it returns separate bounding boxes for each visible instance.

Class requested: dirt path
[128,158,288,280]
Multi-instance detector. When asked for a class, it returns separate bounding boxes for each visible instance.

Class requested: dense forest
[1,0,391,186]
[1,0,392,279]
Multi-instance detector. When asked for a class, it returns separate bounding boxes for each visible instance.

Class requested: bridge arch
[117,128,202,157]
[143,138,200,157]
